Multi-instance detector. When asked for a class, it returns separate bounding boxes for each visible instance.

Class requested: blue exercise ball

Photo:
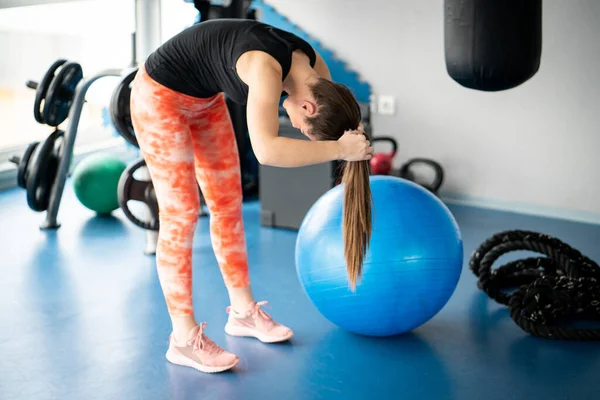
[295,176,463,337]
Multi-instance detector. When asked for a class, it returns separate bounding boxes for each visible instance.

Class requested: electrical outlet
[378,95,396,115]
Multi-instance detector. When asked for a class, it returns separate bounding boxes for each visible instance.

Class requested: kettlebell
[398,158,445,195]
[370,136,398,175]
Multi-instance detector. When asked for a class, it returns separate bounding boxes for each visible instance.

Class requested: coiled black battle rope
[470,230,600,340]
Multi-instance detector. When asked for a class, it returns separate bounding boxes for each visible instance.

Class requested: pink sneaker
[224,301,294,343]
[166,323,239,373]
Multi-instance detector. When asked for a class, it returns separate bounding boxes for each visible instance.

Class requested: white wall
[264,0,600,221]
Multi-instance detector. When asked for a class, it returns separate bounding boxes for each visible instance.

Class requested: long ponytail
[305,77,372,289]
[342,160,372,290]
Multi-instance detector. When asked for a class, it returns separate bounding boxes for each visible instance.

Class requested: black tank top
[145,19,317,104]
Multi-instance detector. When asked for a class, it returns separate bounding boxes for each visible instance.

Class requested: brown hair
[306,77,372,290]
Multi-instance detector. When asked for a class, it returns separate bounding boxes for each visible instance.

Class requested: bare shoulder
[236,51,282,86]
[311,50,331,80]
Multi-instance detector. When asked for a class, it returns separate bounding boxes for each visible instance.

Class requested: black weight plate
[17,142,40,189]
[118,158,159,231]
[33,59,67,125]
[43,62,83,127]
[26,130,64,211]
[110,69,138,147]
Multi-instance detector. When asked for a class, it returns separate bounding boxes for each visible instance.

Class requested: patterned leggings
[130,66,250,316]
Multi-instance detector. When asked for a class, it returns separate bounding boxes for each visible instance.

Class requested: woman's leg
[188,94,252,308]
[131,71,198,335]
[189,94,293,343]
[130,67,238,373]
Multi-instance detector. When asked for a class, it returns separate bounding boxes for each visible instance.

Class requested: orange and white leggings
[130,66,250,316]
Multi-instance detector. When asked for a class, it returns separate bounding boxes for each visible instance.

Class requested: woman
[130,18,374,373]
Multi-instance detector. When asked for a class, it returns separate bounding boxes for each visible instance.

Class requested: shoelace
[226,301,278,330]
[188,322,222,356]
[251,301,277,329]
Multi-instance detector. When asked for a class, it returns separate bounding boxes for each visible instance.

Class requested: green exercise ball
[72,153,126,214]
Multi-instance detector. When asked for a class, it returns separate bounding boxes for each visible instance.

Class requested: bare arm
[312,50,332,80]
[246,64,341,168]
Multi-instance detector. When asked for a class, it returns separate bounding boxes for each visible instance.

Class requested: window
[161,0,199,43]
[0,0,135,165]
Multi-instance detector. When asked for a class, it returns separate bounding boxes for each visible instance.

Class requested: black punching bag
[444,0,542,91]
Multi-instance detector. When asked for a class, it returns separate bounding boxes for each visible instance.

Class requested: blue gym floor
[1,184,599,400]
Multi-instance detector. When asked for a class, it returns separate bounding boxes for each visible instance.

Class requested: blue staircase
[250,0,372,104]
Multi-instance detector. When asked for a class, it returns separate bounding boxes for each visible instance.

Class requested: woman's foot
[166,323,239,373]
[224,301,294,343]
